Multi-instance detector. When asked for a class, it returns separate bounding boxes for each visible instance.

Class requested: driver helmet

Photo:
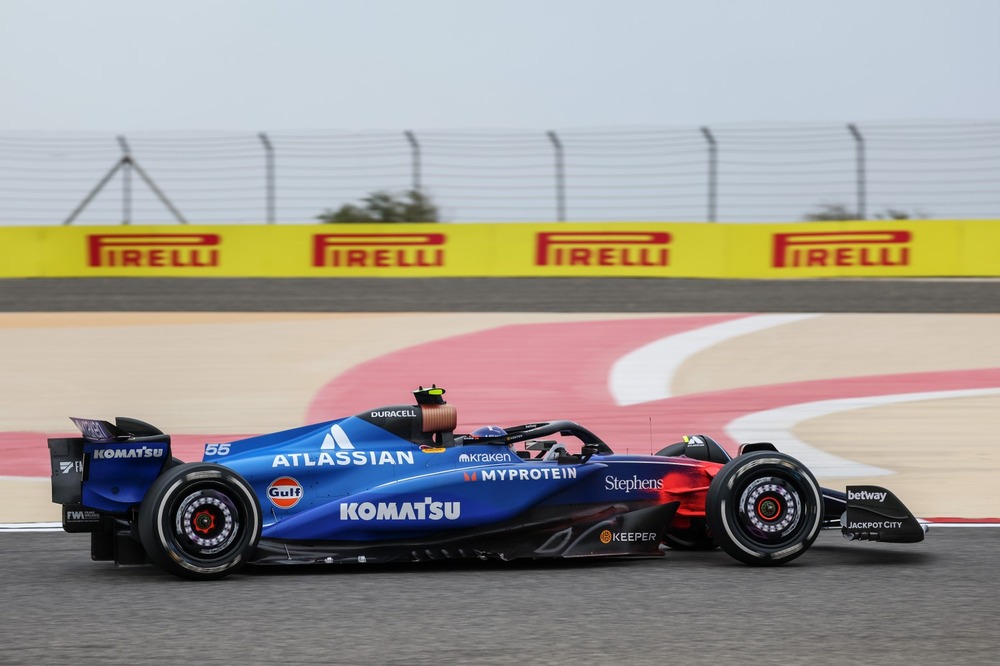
[468,425,507,439]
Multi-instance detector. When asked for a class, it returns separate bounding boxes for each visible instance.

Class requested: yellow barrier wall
[0,220,996,278]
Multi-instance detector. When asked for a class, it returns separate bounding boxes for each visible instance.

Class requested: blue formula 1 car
[47,386,926,580]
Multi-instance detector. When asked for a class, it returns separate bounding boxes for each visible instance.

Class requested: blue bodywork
[50,388,727,566]
[48,387,926,575]
[201,413,702,546]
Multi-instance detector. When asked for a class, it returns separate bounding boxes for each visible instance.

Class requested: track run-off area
[1,278,998,665]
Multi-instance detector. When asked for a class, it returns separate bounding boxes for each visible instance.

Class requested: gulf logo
[267,476,304,509]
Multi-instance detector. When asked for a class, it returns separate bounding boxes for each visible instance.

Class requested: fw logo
[59,460,84,474]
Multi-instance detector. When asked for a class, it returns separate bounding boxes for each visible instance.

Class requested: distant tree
[802,203,858,221]
[874,208,931,220]
[873,209,910,220]
[803,203,928,221]
[317,189,439,223]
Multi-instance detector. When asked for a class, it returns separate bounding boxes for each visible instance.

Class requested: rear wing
[69,417,165,442]
[48,417,172,518]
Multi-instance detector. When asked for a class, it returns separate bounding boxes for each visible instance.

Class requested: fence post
[129,161,189,224]
[117,136,131,225]
[404,130,422,194]
[547,131,565,222]
[63,152,187,225]
[700,127,717,222]
[63,159,126,225]
[258,133,275,224]
[847,123,866,219]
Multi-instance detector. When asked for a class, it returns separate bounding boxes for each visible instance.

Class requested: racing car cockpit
[358,386,618,462]
[495,420,615,463]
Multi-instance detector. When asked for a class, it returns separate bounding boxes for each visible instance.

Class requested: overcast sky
[2,0,998,132]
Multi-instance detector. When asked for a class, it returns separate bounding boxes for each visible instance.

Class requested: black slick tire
[138,462,261,580]
[706,451,823,566]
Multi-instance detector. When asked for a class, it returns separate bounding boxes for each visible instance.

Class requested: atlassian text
[271,451,415,467]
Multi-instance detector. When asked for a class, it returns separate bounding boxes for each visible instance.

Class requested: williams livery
[47,387,926,580]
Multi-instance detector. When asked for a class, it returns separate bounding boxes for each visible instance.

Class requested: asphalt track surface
[2,278,999,665]
[1,277,998,312]
[2,530,998,665]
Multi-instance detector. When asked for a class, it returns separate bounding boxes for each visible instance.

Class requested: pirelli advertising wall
[0,220,997,278]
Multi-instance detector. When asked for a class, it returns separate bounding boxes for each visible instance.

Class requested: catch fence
[1,120,998,225]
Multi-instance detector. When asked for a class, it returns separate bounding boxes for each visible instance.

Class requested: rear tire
[706,451,822,566]
[138,463,261,580]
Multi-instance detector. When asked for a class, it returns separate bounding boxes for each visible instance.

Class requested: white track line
[924,523,1000,528]
[725,388,1000,478]
[0,522,62,532]
[609,314,819,406]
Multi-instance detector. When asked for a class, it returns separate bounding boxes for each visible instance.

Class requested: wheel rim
[733,476,807,547]
[171,487,243,559]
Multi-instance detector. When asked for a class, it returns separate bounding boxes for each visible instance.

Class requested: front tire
[706,451,822,566]
[138,463,261,580]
